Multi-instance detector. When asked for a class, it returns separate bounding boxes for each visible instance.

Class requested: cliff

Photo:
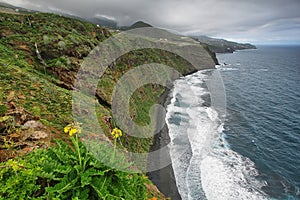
[193,35,256,53]
[0,10,216,199]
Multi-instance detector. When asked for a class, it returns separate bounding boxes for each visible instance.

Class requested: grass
[0,10,198,155]
[0,10,202,199]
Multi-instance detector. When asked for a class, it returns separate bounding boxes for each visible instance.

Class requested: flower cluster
[64,123,81,136]
[111,128,122,139]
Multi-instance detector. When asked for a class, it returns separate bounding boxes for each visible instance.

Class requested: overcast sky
[2,0,300,44]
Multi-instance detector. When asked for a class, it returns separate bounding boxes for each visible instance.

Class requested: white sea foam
[258,69,269,72]
[218,67,239,71]
[201,148,268,200]
[166,70,269,200]
[220,63,232,67]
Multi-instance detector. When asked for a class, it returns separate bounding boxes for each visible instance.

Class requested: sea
[166,45,300,200]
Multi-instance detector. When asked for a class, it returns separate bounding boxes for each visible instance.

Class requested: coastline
[147,87,182,200]
[146,46,218,199]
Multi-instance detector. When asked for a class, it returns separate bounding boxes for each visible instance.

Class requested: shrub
[0,126,149,199]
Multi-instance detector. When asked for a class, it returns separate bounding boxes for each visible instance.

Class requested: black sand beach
[147,88,181,200]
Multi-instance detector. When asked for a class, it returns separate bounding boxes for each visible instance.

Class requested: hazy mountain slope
[194,35,256,53]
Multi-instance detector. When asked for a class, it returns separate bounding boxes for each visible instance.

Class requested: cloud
[94,14,116,21]
[1,0,300,43]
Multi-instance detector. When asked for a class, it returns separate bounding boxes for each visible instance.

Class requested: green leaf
[46,176,78,196]
[80,175,91,187]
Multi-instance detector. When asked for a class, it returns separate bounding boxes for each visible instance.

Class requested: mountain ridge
[0,1,256,53]
[193,35,256,53]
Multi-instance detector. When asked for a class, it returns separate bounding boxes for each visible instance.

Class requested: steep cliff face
[0,9,218,200]
[0,11,216,156]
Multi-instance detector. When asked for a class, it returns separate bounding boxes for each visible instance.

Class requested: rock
[23,120,45,130]
[29,131,48,140]
[22,120,49,140]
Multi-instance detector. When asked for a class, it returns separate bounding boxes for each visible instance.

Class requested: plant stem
[75,134,82,167]
[112,138,116,160]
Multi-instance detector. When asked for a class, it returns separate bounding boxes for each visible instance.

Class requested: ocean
[166,45,300,199]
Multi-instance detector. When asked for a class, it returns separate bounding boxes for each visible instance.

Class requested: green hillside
[0,10,208,199]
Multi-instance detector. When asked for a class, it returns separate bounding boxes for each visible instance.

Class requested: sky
[2,0,300,44]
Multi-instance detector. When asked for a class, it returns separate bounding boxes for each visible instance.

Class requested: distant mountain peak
[128,21,152,29]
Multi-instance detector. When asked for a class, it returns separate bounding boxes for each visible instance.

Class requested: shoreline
[147,87,182,200]
[146,47,218,199]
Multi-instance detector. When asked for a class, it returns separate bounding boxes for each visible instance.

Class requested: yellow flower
[64,125,71,133]
[69,128,77,136]
[150,197,158,200]
[111,128,122,139]
[64,123,81,137]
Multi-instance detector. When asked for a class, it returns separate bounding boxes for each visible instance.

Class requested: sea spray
[167,70,217,199]
[166,70,268,200]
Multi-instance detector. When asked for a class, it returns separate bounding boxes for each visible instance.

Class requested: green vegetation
[0,130,153,199]
[126,21,152,30]
[0,10,198,199]
[0,12,110,89]
[193,35,256,53]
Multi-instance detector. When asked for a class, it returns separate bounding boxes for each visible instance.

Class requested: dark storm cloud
[2,0,300,43]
